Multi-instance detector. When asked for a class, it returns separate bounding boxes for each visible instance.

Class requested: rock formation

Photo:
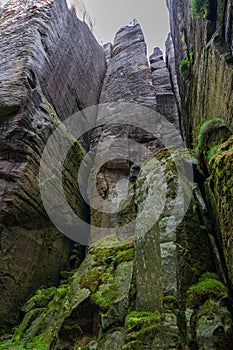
[0,0,106,333]
[0,0,232,349]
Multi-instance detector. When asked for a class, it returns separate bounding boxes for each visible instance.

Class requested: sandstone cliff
[0,0,232,349]
[0,0,106,333]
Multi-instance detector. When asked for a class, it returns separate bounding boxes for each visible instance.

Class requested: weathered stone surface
[100,23,155,107]
[165,33,181,108]
[150,47,179,126]
[0,0,232,347]
[196,119,233,286]
[99,331,124,350]
[103,42,113,65]
[134,146,233,347]
[134,149,216,312]
[185,273,233,350]
[166,0,233,146]
[89,23,157,244]
[0,239,134,349]
[0,0,106,332]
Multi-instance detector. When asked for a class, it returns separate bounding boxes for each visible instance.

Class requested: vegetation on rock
[191,0,209,19]
[186,273,228,308]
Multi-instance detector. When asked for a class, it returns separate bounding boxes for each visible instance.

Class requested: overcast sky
[83,0,170,56]
[0,0,170,55]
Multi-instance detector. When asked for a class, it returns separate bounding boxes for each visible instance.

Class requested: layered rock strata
[166,0,233,295]
[0,0,232,349]
[166,0,233,146]
[150,47,180,126]
[0,0,106,331]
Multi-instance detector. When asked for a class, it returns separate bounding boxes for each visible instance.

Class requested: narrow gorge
[0,0,232,349]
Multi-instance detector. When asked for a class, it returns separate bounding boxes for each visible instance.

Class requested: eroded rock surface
[0,0,106,331]
[150,47,179,126]
[0,1,233,349]
[89,23,158,244]
[166,0,233,146]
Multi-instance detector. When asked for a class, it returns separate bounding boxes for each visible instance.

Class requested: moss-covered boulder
[185,273,233,349]
[206,136,233,284]
[123,311,180,350]
[1,143,232,350]
[195,120,233,286]
[195,118,232,175]
[134,148,215,309]
[0,239,135,350]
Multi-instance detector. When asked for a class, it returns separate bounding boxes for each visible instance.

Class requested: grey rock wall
[0,0,106,332]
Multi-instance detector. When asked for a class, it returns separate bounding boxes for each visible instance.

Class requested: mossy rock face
[123,311,162,349]
[204,135,233,284]
[185,273,233,349]
[186,273,228,309]
[135,147,215,311]
[191,0,209,19]
[186,298,233,350]
[123,311,180,350]
[135,148,194,310]
[0,239,135,349]
[92,259,134,329]
[195,118,232,175]
[97,331,124,350]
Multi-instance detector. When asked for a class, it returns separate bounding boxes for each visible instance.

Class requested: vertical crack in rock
[150,46,180,127]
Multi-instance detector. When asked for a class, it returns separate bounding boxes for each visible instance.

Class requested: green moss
[100,271,115,284]
[89,241,134,266]
[205,136,233,256]
[195,118,229,156]
[91,283,118,308]
[115,248,134,265]
[79,267,105,293]
[208,136,233,182]
[27,333,51,350]
[125,323,160,342]
[22,287,57,313]
[89,247,117,266]
[163,296,178,310]
[154,148,171,162]
[186,273,228,308]
[195,118,232,177]
[123,311,162,349]
[197,299,219,320]
[39,89,60,128]
[125,311,161,331]
[191,0,209,19]
[0,340,17,350]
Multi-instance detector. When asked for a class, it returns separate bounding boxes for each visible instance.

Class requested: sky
[83,0,170,56]
[0,0,170,55]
